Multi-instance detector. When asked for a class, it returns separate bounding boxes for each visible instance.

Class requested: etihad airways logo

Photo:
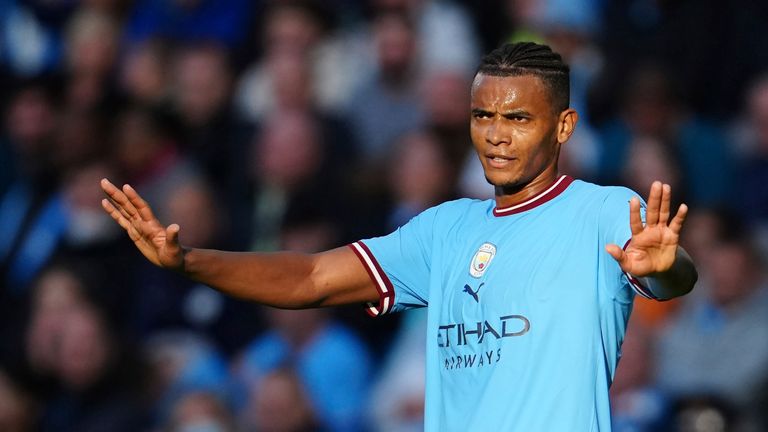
[438,314,530,347]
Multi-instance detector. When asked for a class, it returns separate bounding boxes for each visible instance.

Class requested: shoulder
[396,198,490,236]
[568,179,642,208]
[431,197,489,213]
[423,198,491,224]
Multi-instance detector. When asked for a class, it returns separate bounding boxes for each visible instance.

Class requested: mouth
[486,155,516,168]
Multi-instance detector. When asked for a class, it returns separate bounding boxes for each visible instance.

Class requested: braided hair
[475,42,570,112]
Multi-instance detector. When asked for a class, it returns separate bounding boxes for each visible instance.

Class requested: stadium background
[1,0,767,430]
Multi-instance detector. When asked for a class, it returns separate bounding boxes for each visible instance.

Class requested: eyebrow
[500,109,532,118]
[471,108,533,118]
[471,108,492,116]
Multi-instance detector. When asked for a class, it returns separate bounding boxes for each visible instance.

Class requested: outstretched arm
[100,179,379,309]
[605,181,698,300]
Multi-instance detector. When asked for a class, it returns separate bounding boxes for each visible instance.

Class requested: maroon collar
[493,175,574,217]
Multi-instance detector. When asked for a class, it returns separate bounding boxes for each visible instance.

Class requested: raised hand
[605,181,688,278]
[100,179,185,270]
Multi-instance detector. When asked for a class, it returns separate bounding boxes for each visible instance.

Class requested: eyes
[472,111,493,120]
[507,115,529,123]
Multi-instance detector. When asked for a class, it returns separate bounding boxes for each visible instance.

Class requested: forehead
[471,74,552,111]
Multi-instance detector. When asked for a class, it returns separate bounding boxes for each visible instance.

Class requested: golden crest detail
[469,243,496,278]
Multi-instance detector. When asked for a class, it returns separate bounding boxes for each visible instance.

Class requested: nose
[485,118,509,146]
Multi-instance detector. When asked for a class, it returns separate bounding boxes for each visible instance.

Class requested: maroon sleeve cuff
[348,241,395,316]
[622,239,659,300]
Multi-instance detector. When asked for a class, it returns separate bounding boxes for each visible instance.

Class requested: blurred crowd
[1,0,767,431]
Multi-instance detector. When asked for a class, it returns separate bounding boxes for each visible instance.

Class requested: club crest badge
[469,242,496,278]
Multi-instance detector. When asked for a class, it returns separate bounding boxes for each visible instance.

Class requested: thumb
[605,243,626,265]
[162,224,185,270]
[166,223,181,248]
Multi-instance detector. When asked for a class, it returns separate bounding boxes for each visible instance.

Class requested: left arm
[605,181,698,300]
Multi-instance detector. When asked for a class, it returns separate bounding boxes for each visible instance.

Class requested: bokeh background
[1,0,768,431]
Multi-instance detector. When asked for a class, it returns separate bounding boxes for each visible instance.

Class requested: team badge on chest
[469,242,496,278]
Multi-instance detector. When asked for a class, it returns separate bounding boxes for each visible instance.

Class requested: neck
[494,167,559,209]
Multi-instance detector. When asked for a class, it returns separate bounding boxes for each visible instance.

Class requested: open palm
[606,181,688,278]
[100,179,185,270]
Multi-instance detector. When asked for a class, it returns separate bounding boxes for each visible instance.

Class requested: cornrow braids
[475,42,571,112]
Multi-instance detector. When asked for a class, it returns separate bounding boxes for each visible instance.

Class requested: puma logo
[463,283,484,303]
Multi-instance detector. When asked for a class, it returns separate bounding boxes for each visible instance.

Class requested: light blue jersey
[349,176,653,431]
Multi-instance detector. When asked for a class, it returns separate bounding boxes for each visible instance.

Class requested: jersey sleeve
[348,207,437,317]
[598,187,657,302]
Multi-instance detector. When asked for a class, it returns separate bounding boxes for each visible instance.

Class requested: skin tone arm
[99,179,379,309]
[102,177,695,306]
[605,181,698,299]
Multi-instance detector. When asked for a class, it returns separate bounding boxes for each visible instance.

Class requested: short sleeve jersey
[349,176,652,431]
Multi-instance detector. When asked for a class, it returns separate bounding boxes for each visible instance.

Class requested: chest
[432,214,601,329]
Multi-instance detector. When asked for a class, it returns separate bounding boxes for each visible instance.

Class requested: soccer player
[101,42,697,431]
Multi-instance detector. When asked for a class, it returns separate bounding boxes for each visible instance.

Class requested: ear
[556,109,578,144]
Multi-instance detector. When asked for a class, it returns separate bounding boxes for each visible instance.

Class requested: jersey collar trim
[493,175,575,217]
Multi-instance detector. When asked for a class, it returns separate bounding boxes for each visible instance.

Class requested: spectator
[111,103,199,215]
[143,331,232,426]
[110,104,262,349]
[0,78,66,292]
[385,131,454,230]
[129,178,262,354]
[655,221,768,421]
[169,42,253,219]
[52,109,110,178]
[118,38,172,105]
[235,0,367,121]
[421,70,473,176]
[596,65,734,208]
[610,322,670,431]
[732,74,768,257]
[165,391,236,432]
[535,1,603,180]
[233,211,372,431]
[62,9,122,112]
[346,9,425,163]
[667,396,738,432]
[242,368,320,432]
[372,0,480,75]
[24,264,96,379]
[59,161,122,251]
[23,264,148,432]
[1,2,768,430]
[234,111,341,251]
[235,307,372,432]
[368,309,427,432]
[0,367,37,432]
[0,76,60,187]
[124,0,254,49]
[0,0,71,76]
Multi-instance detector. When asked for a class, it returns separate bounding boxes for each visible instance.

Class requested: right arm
[100,179,379,309]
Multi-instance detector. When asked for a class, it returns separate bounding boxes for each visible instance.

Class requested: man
[101,42,697,430]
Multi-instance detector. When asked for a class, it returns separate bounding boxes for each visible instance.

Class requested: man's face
[470,74,571,192]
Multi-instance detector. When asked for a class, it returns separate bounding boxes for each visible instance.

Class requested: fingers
[101,198,140,241]
[101,198,129,229]
[101,178,140,220]
[643,181,682,229]
[122,183,157,222]
[669,203,688,234]
[629,197,644,236]
[659,183,671,225]
[645,181,662,225]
